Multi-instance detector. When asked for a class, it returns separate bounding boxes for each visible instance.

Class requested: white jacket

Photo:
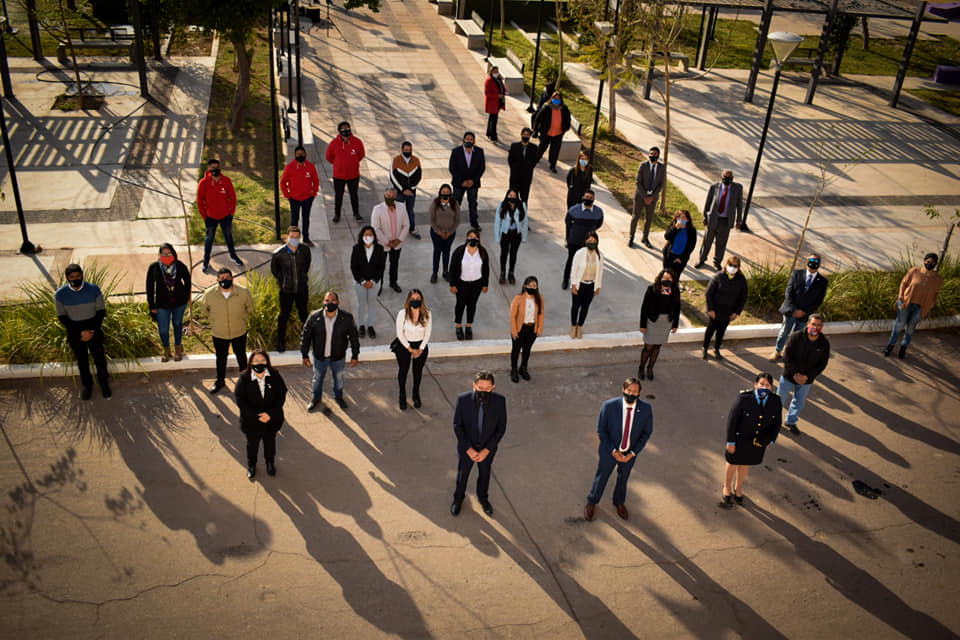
[570,248,603,290]
[371,202,410,248]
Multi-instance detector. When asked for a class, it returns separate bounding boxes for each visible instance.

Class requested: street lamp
[526,0,545,113]
[741,31,802,232]
[0,17,35,254]
[589,21,614,165]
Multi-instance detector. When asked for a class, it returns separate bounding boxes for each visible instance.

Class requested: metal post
[805,0,839,105]
[890,1,926,108]
[25,0,43,60]
[129,0,149,98]
[1,0,16,34]
[589,77,604,165]
[742,64,783,230]
[286,4,294,114]
[0,97,36,254]
[149,0,162,60]
[526,0,545,113]
[294,0,303,145]
[744,0,775,103]
[269,8,282,240]
[486,0,495,59]
[0,18,13,97]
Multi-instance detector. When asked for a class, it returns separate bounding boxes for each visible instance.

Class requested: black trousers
[571,282,595,326]
[703,318,731,350]
[454,280,484,324]
[563,242,584,284]
[333,177,360,218]
[67,329,109,390]
[387,247,401,286]
[395,340,427,397]
[246,430,277,465]
[510,175,533,204]
[454,445,497,502]
[537,134,563,167]
[500,230,522,275]
[486,112,499,140]
[213,334,247,383]
[511,324,537,370]
[277,290,308,346]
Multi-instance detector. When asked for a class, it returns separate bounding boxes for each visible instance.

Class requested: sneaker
[358,326,366,338]
[303,238,315,248]
[231,255,244,267]
[786,423,800,436]
[201,263,211,274]
[307,398,321,412]
[409,229,421,239]
[767,350,781,362]
[367,326,376,339]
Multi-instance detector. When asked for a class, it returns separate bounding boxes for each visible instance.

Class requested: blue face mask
[757,388,771,398]
[551,98,561,105]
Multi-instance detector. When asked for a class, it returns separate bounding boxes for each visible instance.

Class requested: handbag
[389,337,403,353]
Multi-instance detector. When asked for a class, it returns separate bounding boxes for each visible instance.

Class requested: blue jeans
[778,375,812,426]
[312,358,346,401]
[775,314,807,353]
[156,304,187,347]
[203,215,238,264]
[888,301,922,347]
[587,448,637,506]
[395,190,417,231]
[289,197,314,239]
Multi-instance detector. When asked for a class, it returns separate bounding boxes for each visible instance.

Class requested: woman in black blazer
[448,228,490,340]
[235,349,287,479]
[722,373,782,507]
[350,225,387,338]
[145,243,191,362]
[661,210,697,276]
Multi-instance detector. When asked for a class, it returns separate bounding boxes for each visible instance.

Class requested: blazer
[350,243,387,284]
[371,202,410,247]
[235,369,287,434]
[448,145,486,189]
[570,248,604,290]
[453,390,507,453]
[145,260,191,310]
[597,397,653,456]
[662,225,697,263]
[300,309,360,362]
[507,141,538,187]
[509,293,544,337]
[448,244,490,288]
[493,204,528,242]
[703,181,744,226]
[779,269,828,316]
[726,390,782,446]
[635,160,665,198]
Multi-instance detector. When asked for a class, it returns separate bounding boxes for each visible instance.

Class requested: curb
[2,316,959,380]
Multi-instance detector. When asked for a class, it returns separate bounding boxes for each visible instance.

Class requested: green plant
[744,261,789,318]
[240,270,330,350]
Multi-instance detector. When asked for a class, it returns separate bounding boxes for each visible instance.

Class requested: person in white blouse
[569,230,603,339]
[394,289,432,410]
[448,228,490,340]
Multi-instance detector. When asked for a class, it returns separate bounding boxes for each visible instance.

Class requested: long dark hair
[521,275,542,314]
[433,183,457,210]
[498,189,525,221]
[573,149,590,176]
[158,243,178,259]
[653,268,679,296]
[671,209,695,230]
[242,348,272,375]
[403,288,430,325]
[356,225,377,246]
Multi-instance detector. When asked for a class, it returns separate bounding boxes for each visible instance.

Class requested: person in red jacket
[197,158,241,271]
[484,66,506,143]
[324,121,365,223]
[281,145,320,247]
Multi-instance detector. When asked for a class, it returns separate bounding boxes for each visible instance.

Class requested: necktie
[650,164,656,185]
[718,186,727,214]
[805,274,814,290]
[477,402,484,437]
[620,406,633,451]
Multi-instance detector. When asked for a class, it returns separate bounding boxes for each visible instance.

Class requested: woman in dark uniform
[235,348,287,480]
[722,372,782,507]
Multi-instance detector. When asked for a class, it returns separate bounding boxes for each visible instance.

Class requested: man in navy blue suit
[451,370,507,517]
[585,377,654,521]
[448,132,486,230]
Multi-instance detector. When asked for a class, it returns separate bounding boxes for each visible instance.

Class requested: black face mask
[582,199,594,207]
[623,392,639,404]
[649,156,658,163]
[463,141,474,149]
[524,287,537,295]
[68,278,83,289]
[295,155,306,162]
[440,194,451,201]
[252,364,267,373]
[402,151,412,159]
[325,302,338,313]
[340,129,351,137]
[409,299,422,309]
[467,238,479,247]
[218,279,232,289]
[507,198,518,205]
[808,260,820,270]
[384,198,396,207]
[521,136,531,143]
[722,176,733,185]
[924,261,936,270]
[475,390,491,403]
[210,168,221,177]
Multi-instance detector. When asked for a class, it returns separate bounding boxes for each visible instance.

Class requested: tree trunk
[606,49,616,134]
[229,34,252,132]
[659,52,671,215]
[861,17,869,50]
[57,0,86,105]
[556,0,564,84]
[499,0,505,36]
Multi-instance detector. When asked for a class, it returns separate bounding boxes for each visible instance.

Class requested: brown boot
[161,347,171,363]
[576,326,583,339]
[174,344,184,361]
[570,326,577,338]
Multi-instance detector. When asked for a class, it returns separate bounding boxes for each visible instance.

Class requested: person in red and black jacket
[146,243,191,363]
[197,159,240,272]
[281,145,320,246]
[325,121,365,223]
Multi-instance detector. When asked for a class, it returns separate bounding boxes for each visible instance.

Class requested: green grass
[905,88,960,117]
[1,1,108,58]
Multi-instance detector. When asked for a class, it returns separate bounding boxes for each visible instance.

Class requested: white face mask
[492,72,499,78]
[287,237,300,248]
[363,236,374,246]
[726,265,738,275]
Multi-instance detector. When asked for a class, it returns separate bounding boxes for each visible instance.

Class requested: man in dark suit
[300,291,360,411]
[507,127,538,204]
[585,378,654,521]
[629,146,666,249]
[448,131,486,230]
[451,370,507,516]
[770,253,829,361]
[696,170,743,271]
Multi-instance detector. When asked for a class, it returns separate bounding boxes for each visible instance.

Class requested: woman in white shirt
[493,188,528,285]
[394,289,432,410]
[448,228,490,340]
[569,230,603,339]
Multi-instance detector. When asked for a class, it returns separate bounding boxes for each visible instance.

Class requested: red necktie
[718,187,727,214]
[620,406,633,450]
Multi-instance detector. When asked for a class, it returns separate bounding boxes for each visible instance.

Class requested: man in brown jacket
[201,268,254,393]
[885,252,943,359]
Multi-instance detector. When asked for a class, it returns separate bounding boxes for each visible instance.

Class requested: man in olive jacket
[301,291,360,411]
[201,268,255,394]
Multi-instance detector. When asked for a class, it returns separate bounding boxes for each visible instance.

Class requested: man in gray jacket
[271,226,312,353]
[629,146,665,249]
[696,170,743,271]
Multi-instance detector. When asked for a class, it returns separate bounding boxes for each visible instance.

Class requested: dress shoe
[247,464,256,479]
[561,279,569,290]
[480,499,494,515]
[511,369,519,383]
[332,215,341,223]
[353,214,363,221]
[767,350,781,362]
[702,347,708,360]
[430,273,438,284]
[883,344,893,356]
[210,380,225,394]
[898,345,907,359]
[615,504,629,520]
[465,326,473,340]
[412,394,422,409]
[101,383,112,399]
[584,503,595,521]
[277,341,286,353]
[628,240,636,249]
[303,238,315,247]
[450,500,462,516]
[231,256,244,267]
[786,423,800,436]
[499,276,507,284]
[720,494,734,509]
[508,274,515,285]
[399,395,408,410]
[694,261,706,269]
[409,229,421,239]
[456,326,464,340]
[358,325,366,338]
[734,494,744,505]
[367,326,376,339]
[266,461,276,476]
[442,270,450,281]
[390,283,402,293]
[336,396,348,409]
[519,367,530,381]
[81,386,93,401]
[641,238,653,248]
[307,399,320,412]
[714,349,724,360]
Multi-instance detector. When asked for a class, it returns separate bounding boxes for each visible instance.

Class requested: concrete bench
[934,65,960,84]
[436,0,454,17]
[625,50,690,73]
[57,40,135,65]
[454,12,485,50]
[488,56,523,94]
[506,49,525,74]
[557,114,583,163]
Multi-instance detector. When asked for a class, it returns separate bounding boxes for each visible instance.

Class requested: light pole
[589,21,614,166]
[268,7,281,240]
[742,32,802,233]
[0,18,33,254]
[526,0,545,113]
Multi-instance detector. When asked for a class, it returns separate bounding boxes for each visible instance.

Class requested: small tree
[19,0,97,107]
[924,205,960,269]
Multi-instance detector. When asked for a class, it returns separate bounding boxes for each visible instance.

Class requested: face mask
[325,302,339,313]
[585,242,598,251]
[295,155,306,163]
[492,72,500,78]
[726,265,738,275]
[440,194,451,201]
[363,235,374,245]
[582,199,594,207]
[463,141,474,149]
[551,98,561,105]
[808,260,820,270]
[475,390,491,403]
[385,197,396,207]
[524,287,537,295]
[807,325,821,337]
[340,129,351,137]
[507,198,517,205]
[252,363,267,373]
[661,284,673,295]
[159,255,175,266]
[68,278,83,289]
[757,387,771,398]
[924,261,936,270]
[722,176,733,185]
[649,156,658,163]
[623,392,639,404]
[409,299,422,309]
[287,237,300,248]
[402,151,411,159]
[579,159,588,168]
[467,238,479,247]
[521,136,531,143]
[678,220,687,227]
[218,279,232,289]
[210,168,221,177]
